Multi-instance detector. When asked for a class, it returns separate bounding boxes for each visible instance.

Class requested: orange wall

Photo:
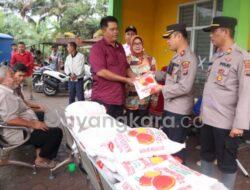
[121,0,191,69]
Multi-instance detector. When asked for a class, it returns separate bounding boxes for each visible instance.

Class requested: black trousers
[126,109,149,128]
[200,124,240,173]
[27,128,63,160]
[93,100,124,119]
[161,110,189,162]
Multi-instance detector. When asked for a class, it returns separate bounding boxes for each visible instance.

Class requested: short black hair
[125,26,137,34]
[36,50,42,55]
[12,63,28,73]
[173,30,188,40]
[11,43,17,46]
[68,42,77,50]
[18,41,25,45]
[100,16,118,29]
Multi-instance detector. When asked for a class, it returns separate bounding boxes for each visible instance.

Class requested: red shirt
[10,51,34,76]
[149,66,168,116]
[89,38,129,105]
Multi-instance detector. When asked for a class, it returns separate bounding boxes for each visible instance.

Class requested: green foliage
[0,10,4,32]
[0,0,108,45]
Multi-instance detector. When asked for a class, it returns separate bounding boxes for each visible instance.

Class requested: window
[178,0,223,96]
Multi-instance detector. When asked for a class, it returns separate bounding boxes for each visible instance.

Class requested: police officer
[201,16,250,190]
[153,24,198,162]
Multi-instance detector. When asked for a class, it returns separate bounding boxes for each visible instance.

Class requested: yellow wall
[121,0,191,69]
[121,0,156,54]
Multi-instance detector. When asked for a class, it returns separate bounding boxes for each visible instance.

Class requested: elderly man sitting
[0,66,63,168]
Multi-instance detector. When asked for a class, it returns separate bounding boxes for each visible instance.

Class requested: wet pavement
[0,89,249,190]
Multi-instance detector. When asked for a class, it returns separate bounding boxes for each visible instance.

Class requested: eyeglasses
[133,42,142,46]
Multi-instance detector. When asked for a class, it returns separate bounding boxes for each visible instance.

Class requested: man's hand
[32,104,46,112]
[125,78,135,86]
[150,84,163,95]
[32,120,49,132]
[229,128,244,138]
[70,74,77,81]
[37,104,46,111]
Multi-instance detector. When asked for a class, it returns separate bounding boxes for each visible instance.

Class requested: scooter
[42,64,92,97]
[32,62,54,93]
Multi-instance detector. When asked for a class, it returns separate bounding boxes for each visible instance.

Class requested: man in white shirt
[64,42,85,104]
[122,25,137,57]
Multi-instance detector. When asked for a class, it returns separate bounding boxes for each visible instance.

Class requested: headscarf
[130,35,144,57]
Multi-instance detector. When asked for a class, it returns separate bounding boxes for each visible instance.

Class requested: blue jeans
[68,78,84,104]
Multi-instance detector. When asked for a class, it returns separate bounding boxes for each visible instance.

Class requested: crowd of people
[0,14,249,190]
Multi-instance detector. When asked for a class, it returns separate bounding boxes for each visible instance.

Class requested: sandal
[35,160,57,168]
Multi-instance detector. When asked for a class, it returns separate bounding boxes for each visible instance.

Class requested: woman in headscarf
[125,35,157,128]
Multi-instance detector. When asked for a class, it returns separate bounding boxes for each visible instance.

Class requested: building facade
[108,0,250,95]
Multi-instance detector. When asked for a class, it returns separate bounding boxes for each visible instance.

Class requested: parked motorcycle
[32,62,54,93]
[42,64,92,97]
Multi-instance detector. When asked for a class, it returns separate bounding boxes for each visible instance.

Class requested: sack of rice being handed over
[115,158,227,190]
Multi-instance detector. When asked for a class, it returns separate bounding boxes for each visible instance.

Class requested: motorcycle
[42,64,92,97]
[32,62,54,93]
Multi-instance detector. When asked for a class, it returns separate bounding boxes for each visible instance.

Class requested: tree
[0,0,109,44]
[0,10,4,32]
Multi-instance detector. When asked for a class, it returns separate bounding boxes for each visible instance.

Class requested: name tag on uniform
[219,62,231,68]
[167,62,174,75]
[167,62,179,75]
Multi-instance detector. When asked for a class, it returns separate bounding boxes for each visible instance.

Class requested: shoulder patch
[244,60,250,76]
[182,61,190,75]
[182,61,190,68]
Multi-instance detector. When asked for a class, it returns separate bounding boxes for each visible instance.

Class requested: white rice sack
[65,101,107,133]
[95,159,123,183]
[96,156,117,173]
[65,101,106,116]
[65,101,130,157]
[75,127,118,157]
[102,128,185,162]
[115,159,226,190]
[114,155,176,179]
[70,118,129,157]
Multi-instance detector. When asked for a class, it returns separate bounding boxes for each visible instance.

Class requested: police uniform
[201,16,250,190]
[155,24,198,162]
